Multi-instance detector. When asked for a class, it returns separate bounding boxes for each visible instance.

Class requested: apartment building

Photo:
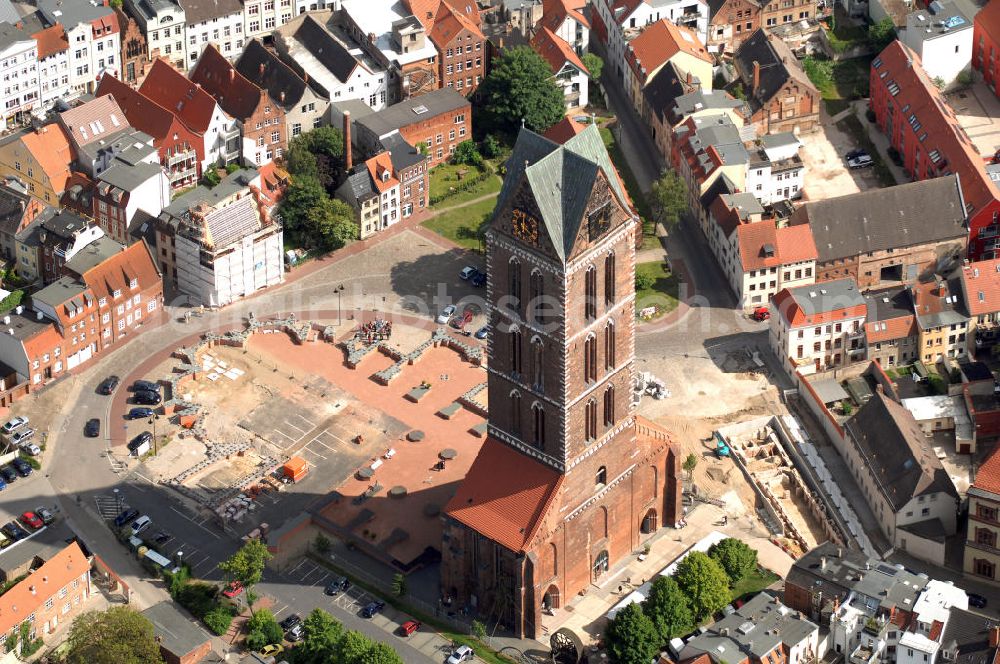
[178,0,243,69]
[624,19,712,119]
[539,0,590,55]
[124,0,186,70]
[733,29,819,135]
[958,258,1000,351]
[965,449,1000,585]
[863,286,918,368]
[0,23,39,125]
[0,124,74,204]
[32,24,70,108]
[115,8,152,86]
[243,0,296,42]
[912,278,970,364]
[530,27,590,109]
[37,0,121,95]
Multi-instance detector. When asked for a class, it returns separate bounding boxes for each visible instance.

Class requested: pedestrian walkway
[849,100,909,185]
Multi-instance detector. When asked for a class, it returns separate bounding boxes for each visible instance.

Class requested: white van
[131,516,152,535]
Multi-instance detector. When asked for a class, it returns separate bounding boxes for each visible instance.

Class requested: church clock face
[588,204,612,240]
[511,209,539,245]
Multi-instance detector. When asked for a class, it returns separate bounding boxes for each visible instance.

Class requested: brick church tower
[441,122,682,639]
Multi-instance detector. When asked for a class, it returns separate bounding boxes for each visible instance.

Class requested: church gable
[566,169,633,261]
[491,176,561,261]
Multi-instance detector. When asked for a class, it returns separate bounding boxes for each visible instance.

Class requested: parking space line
[307,435,338,453]
[290,414,316,428]
[283,421,307,435]
[311,573,331,588]
[168,506,219,539]
[269,428,296,442]
[272,604,288,618]
[288,559,310,575]
[301,447,327,460]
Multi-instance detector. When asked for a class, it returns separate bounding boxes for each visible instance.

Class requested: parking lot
[798,114,882,202]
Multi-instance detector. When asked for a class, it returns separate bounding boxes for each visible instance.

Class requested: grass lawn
[803,54,873,116]
[422,197,497,251]
[635,261,680,319]
[430,162,502,208]
[732,567,781,602]
[823,9,869,54]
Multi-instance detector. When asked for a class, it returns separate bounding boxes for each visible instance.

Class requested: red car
[222,581,244,598]
[751,307,770,322]
[400,620,421,636]
[21,512,43,530]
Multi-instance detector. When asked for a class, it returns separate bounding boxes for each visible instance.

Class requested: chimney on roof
[876,383,883,394]
[280,91,285,103]
[343,111,352,171]
[228,68,235,82]
[820,556,827,570]
[990,627,1000,649]
[259,62,265,75]
[753,61,761,90]
[303,71,309,83]
[686,71,692,85]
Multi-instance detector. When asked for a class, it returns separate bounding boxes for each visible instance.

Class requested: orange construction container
[283,456,308,482]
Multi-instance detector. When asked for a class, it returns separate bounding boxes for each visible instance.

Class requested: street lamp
[335,285,344,325]
[113,488,121,515]
[148,415,159,455]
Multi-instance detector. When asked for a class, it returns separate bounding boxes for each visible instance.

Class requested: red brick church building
[441,123,683,639]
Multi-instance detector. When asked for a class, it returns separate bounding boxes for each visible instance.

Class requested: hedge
[429,165,495,207]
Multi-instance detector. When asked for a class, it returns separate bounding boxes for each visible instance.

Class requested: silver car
[447,645,475,663]
[1,416,28,435]
[436,305,456,324]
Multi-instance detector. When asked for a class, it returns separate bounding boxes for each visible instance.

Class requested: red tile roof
[531,27,588,76]
[139,58,219,135]
[541,0,589,31]
[737,222,817,272]
[59,95,129,147]
[974,445,1000,496]
[95,74,179,143]
[189,44,264,121]
[445,436,562,552]
[543,117,588,144]
[0,541,90,636]
[976,0,1000,46]
[19,124,73,195]
[32,24,68,60]
[611,0,646,25]
[627,20,710,84]
[406,0,443,30]
[865,316,917,343]
[366,153,399,192]
[80,237,161,302]
[960,258,1000,317]
[431,0,485,48]
[772,279,867,327]
[876,42,999,223]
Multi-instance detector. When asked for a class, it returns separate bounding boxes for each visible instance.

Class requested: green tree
[245,629,268,651]
[731,82,746,100]
[643,576,694,641]
[109,0,123,8]
[635,270,656,291]
[246,608,283,644]
[475,46,565,136]
[605,603,660,664]
[280,176,327,235]
[674,552,731,621]
[65,607,165,664]
[471,620,487,641]
[452,139,484,167]
[709,538,758,585]
[868,17,896,52]
[682,453,698,477]
[314,533,332,555]
[481,134,503,159]
[312,198,358,251]
[297,609,344,664]
[203,607,234,635]
[218,539,272,615]
[392,572,408,598]
[647,171,688,229]
[338,630,374,664]
[200,169,221,188]
[287,136,319,179]
[582,53,604,81]
[307,125,345,160]
[365,641,406,664]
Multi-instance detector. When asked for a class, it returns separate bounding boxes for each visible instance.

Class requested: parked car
[11,458,32,477]
[128,432,153,455]
[19,443,40,457]
[85,419,100,437]
[0,466,16,483]
[1,416,28,435]
[114,509,139,528]
[474,325,489,340]
[399,620,421,636]
[131,380,160,393]
[279,614,302,631]
[471,271,486,287]
[130,515,152,535]
[97,375,120,395]
[969,593,988,609]
[447,645,475,664]
[132,390,160,406]
[2,522,27,541]
[435,304,457,324]
[0,476,7,491]
[845,148,870,160]
[222,581,243,598]
[324,577,350,596]
[125,407,155,421]
[0,532,10,548]
[360,600,385,618]
[259,644,284,657]
[847,154,874,169]
[35,507,54,525]
[20,512,43,530]
[459,266,477,280]
[751,307,770,321]
[10,428,33,445]
[286,624,304,642]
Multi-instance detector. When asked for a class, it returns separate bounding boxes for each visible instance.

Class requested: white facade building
[38,0,122,95]
[34,26,71,109]
[174,194,284,307]
[0,24,39,124]
[125,0,187,69]
[596,0,709,82]
[178,0,244,70]
[243,0,297,42]
[902,1,972,87]
[744,133,804,206]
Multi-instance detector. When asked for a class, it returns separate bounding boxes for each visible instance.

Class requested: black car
[471,271,486,287]
[114,508,139,528]
[2,522,27,540]
[279,614,302,631]
[11,459,31,477]
[969,593,988,609]
[125,407,155,421]
[97,375,120,395]
[132,390,160,406]
[85,418,100,437]
[360,600,385,618]
[131,380,161,393]
[324,576,351,596]
[0,466,16,483]
[845,148,870,160]
[128,432,152,454]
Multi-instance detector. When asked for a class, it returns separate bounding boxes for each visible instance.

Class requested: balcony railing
[167,149,196,167]
[169,165,197,182]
